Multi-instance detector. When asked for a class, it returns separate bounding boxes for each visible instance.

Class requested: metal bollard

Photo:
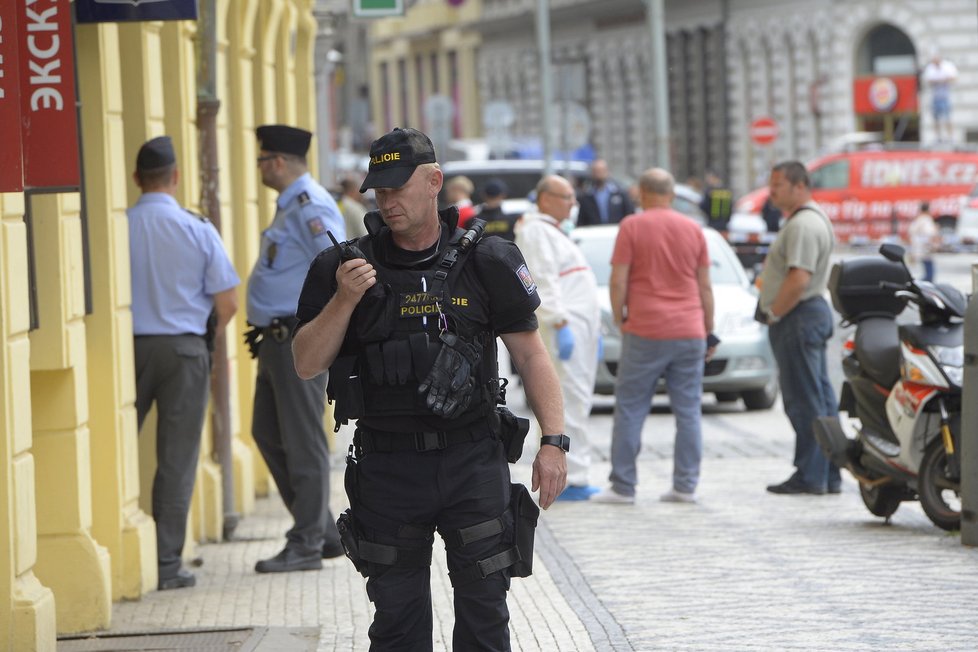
[961,265,978,545]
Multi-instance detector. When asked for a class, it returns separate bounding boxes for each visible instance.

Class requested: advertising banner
[853,76,918,115]
[75,0,199,24]
[0,2,24,192]
[17,0,80,189]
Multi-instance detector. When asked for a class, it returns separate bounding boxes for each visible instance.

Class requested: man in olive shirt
[758,161,841,496]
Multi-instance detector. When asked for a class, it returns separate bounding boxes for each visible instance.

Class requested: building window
[416,54,426,131]
[380,62,391,131]
[448,50,460,137]
[398,58,409,126]
[430,53,440,94]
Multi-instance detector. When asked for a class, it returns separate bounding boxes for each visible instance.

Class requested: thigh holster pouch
[336,509,369,576]
[493,406,530,463]
[326,355,364,430]
[508,483,540,578]
[337,488,434,578]
[444,483,540,587]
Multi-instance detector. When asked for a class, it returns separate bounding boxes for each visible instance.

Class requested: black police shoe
[322,540,345,559]
[766,476,826,495]
[255,547,322,573]
[158,568,196,591]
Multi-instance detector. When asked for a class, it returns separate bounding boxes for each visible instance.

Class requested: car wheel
[714,392,739,403]
[742,380,778,411]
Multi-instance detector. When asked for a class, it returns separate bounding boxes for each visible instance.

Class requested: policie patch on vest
[516,264,536,295]
[306,218,326,237]
[399,291,440,318]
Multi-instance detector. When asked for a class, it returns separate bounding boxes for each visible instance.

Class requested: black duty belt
[263,315,298,343]
[355,425,492,454]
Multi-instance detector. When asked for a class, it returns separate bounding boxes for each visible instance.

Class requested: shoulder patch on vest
[516,264,536,295]
[298,191,311,206]
[306,218,326,237]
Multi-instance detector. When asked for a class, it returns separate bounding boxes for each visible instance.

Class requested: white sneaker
[659,489,697,504]
[591,487,635,504]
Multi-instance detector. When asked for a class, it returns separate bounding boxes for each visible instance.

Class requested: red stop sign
[749,117,779,146]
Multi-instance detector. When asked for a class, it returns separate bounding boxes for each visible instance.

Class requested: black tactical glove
[243,325,263,359]
[418,332,482,419]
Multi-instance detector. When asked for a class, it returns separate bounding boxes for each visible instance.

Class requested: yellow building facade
[368,0,483,138]
[1,1,320,649]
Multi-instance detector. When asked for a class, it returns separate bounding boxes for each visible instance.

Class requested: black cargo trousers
[348,423,514,652]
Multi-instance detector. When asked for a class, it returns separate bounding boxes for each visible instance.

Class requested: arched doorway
[853,23,919,142]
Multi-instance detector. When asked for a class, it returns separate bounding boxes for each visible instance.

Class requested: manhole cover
[58,626,318,651]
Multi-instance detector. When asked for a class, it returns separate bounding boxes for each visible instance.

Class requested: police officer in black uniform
[292,127,568,651]
[474,178,520,242]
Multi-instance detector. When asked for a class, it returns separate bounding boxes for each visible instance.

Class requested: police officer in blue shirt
[128,136,240,590]
[247,124,346,573]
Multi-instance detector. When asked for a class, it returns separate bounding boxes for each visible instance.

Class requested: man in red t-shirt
[593,168,716,505]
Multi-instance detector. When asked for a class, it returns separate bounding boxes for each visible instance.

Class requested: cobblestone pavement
[106,390,978,651]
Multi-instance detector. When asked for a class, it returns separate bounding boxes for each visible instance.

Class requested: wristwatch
[540,434,570,452]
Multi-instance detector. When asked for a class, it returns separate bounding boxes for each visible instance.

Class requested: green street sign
[353,0,405,17]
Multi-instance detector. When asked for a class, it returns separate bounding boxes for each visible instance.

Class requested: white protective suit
[516,212,601,487]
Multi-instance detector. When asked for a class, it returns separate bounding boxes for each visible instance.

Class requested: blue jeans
[922,258,935,283]
[767,296,841,490]
[609,334,705,496]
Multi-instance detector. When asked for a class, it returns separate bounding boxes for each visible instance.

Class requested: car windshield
[574,229,745,287]
[440,162,590,205]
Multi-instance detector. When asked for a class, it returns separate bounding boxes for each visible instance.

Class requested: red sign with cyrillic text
[17,0,80,189]
[0,3,24,192]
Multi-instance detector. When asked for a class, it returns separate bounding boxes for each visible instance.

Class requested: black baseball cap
[256,125,312,156]
[483,178,508,198]
[136,136,175,170]
[359,127,437,193]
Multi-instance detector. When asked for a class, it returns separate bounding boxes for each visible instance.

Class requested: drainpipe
[197,0,238,540]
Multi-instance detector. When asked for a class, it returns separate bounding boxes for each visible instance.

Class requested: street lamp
[646,0,670,168]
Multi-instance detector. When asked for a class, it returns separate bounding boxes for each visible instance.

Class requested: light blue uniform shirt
[128,193,240,335]
[246,173,344,326]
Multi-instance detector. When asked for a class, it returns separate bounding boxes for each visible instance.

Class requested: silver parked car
[572,224,779,410]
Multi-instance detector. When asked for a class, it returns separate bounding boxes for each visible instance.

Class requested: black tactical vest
[327,223,499,431]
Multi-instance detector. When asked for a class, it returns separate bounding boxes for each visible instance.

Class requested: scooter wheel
[859,482,902,518]
[918,439,961,532]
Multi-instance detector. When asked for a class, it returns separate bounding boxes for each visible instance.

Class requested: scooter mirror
[879,243,906,263]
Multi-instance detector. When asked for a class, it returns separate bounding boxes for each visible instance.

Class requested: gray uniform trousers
[252,334,340,554]
[134,334,210,580]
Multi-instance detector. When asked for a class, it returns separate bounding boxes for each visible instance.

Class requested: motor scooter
[814,243,966,530]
